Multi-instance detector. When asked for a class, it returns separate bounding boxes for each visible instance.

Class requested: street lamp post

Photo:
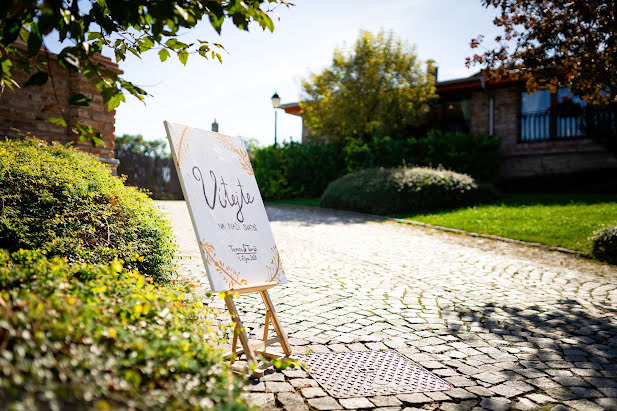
[271,92,281,147]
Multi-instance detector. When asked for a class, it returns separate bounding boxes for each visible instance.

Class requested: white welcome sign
[164,121,286,292]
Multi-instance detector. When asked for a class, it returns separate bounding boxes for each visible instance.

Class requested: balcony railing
[520,107,617,143]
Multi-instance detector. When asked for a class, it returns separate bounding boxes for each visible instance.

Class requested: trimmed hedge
[591,225,617,263]
[252,141,345,200]
[0,249,246,410]
[0,138,176,282]
[320,166,494,215]
[251,131,500,200]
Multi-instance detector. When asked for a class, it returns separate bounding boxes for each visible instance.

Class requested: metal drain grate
[298,350,451,398]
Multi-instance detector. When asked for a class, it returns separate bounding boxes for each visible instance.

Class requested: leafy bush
[251,131,500,200]
[590,225,617,263]
[252,141,346,200]
[320,166,494,215]
[0,249,246,410]
[342,131,501,181]
[0,138,176,281]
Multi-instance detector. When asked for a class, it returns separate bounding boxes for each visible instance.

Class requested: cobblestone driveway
[157,201,617,411]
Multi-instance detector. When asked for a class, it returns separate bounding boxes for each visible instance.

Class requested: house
[0,45,120,170]
[281,74,617,187]
[433,73,617,186]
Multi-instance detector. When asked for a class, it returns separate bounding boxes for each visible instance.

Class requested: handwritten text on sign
[165,121,286,292]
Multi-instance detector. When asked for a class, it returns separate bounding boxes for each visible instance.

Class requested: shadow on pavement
[444,299,617,372]
[265,204,384,227]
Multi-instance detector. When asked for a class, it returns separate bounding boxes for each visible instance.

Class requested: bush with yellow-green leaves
[0,139,248,410]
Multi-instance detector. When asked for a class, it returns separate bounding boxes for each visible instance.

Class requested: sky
[111,0,501,147]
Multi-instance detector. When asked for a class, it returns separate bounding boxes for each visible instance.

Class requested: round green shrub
[590,225,617,263]
[0,138,176,281]
[0,249,247,410]
[320,166,493,215]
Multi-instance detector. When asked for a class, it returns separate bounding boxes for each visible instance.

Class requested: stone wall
[0,49,120,168]
[468,85,617,179]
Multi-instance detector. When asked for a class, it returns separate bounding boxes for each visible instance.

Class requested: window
[520,88,586,142]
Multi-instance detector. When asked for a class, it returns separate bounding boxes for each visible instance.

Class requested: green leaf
[139,37,154,52]
[24,71,49,87]
[48,117,68,127]
[27,24,42,57]
[158,48,170,62]
[87,32,103,41]
[0,57,13,75]
[107,93,125,111]
[68,93,92,107]
[177,50,188,66]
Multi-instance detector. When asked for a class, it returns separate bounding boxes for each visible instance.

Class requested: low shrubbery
[251,131,500,200]
[0,139,245,409]
[0,249,245,410]
[0,139,176,282]
[591,225,617,263]
[320,166,494,215]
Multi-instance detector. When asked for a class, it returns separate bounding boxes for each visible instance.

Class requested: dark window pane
[522,90,550,114]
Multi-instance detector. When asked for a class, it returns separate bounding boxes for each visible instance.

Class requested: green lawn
[394,194,617,254]
[271,194,617,254]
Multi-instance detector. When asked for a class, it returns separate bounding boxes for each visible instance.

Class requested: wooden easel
[223,281,292,376]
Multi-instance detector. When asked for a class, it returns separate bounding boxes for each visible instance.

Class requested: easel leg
[224,295,259,370]
[260,290,292,356]
[263,310,271,341]
[230,325,239,364]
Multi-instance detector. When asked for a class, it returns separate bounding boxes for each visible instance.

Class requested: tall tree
[0,0,288,143]
[301,30,436,142]
[468,0,617,104]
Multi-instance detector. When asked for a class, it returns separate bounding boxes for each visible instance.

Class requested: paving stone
[370,396,403,407]
[564,399,605,411]
[594,397,617,409]
[543,387,579,401]
[301,386,328,399]
[425,391,450,401]
[466,386,495,397]
[244,393,276,408]
[307,397,342,410]
[433,368,459,377]
[473,371,508,385]
[266,382,295,393]
[569,386,603,398]
[283,369,309,378]
[553,376,590,387]
[263,372,286,381]
[480,397,511,411]
[445,376,476,387]
[489,381,534,398]
[290,378,319,388]
[277,392,308,411]
[511,398,538,410]
[446,388,477,400]
[395,393,432,405]
[338,397,375,409]
[525,393,556,404]
[600,387,617,397]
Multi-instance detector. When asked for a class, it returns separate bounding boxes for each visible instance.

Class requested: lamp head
[271,92,281,108]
